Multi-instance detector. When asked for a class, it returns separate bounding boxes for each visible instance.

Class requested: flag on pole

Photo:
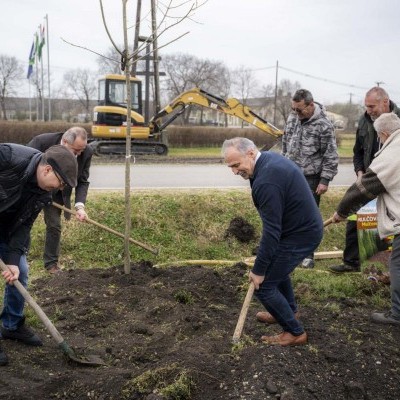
[38,25,45,61]
[27,40,36,79]
[34,31,39,56]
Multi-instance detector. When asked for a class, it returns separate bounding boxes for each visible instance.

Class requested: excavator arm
[149,88,282,139]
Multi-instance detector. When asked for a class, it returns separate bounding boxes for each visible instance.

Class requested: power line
[278,65,370,90]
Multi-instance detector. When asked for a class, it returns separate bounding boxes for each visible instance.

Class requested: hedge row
[0,121,279,149]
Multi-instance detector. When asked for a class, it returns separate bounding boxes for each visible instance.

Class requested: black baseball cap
[45,145,78,187]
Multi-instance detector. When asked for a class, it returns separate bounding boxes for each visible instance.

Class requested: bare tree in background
[326,101,363,131]
[231,66,259,127]
[63,69,97,121]
[96,46,123,74]
[97,45,147,75]
[0,55,24,120]
[161,52,230,124]
[231,66,259,102]
[276,79,301,126]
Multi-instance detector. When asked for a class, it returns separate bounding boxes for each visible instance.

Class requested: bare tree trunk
[122,0,132,274]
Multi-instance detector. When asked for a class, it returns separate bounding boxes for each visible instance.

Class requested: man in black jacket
[330,87,400,273]
[0,144,77,366]
[28,127,93,274]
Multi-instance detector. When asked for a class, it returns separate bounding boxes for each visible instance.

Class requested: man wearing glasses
[0,144,77,366]
[28,127,93,274]
[282,89,338,269]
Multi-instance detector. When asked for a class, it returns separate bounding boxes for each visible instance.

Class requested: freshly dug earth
[0,262,399,400]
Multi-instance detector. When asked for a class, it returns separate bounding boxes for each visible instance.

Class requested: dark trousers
[43,204,62,269]
[254,237,322,335]
[343,220,360,267]
[304,175,321,260]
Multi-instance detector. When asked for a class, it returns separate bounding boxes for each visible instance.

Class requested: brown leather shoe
[256,311,300,324]
[47,265,62,274]
[261,331,307,346]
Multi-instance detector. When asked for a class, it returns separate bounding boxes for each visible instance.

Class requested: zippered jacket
[28,132,93,210]
[282,102,338,185]
[0,144,51,265]
[353,101,400,173]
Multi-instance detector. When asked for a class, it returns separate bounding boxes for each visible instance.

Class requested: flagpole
[45,14,51,121]
[28,80,32,122]
[35,41,39,121]
[41,53,44,121]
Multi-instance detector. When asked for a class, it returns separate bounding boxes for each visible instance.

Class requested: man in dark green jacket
[330,87,400,273]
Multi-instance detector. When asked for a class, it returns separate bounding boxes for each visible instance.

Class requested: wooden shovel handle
[52,202,158,255]
[232,282,255,343]
[0,259,64,344]
[324,217,334,227]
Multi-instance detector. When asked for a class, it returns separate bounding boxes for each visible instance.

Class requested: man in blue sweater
[222,137,323,346]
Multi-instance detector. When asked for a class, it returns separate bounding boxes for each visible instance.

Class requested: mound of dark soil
[225,217,257,243]
[0,262,399,400]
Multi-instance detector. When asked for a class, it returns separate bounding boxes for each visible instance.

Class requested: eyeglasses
[53,170,66,189]
[291,104,310,113]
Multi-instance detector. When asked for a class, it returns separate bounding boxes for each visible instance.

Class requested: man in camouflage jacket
[282,89,338,268]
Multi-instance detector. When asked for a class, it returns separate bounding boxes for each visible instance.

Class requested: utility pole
[131,0,142,77]
[375,81,384,87]
[151,0,161,115]
[130,0,166,144]
[348,92,354,104]
[273,60,278,126]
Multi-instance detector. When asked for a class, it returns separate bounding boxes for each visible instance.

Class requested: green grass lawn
[12,188,388,312]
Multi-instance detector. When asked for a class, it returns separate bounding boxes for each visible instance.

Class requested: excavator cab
[91,74,168,155]
[99,75,142,111]
[93,74,143,128]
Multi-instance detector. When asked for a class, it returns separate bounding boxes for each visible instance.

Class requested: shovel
[232,282,255,344]
[52,202,158,255]
[0,259,105,366]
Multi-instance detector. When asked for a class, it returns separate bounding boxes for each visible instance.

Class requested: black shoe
[1,317,43,346]
[371,312,400,326]
[0,344,8,366]
[329,264,360,273]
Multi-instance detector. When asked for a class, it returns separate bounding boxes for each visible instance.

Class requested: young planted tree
[97,0,205,273]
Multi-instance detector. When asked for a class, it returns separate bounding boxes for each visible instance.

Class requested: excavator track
[89,139,168,156]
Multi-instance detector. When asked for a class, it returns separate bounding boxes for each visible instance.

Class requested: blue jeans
[254,239,321,335]
[0,242,29,330]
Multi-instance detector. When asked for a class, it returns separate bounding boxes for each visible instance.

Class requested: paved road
[89,162,355,189]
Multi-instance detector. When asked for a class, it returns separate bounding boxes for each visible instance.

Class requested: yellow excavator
[91,74,282,155]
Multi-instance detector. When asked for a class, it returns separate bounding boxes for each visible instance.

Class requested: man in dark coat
[0,144,77,366]
[28,127,93,274]
[222,137,323,346]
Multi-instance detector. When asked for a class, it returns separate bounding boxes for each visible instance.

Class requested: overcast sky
[2,0,400,105]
